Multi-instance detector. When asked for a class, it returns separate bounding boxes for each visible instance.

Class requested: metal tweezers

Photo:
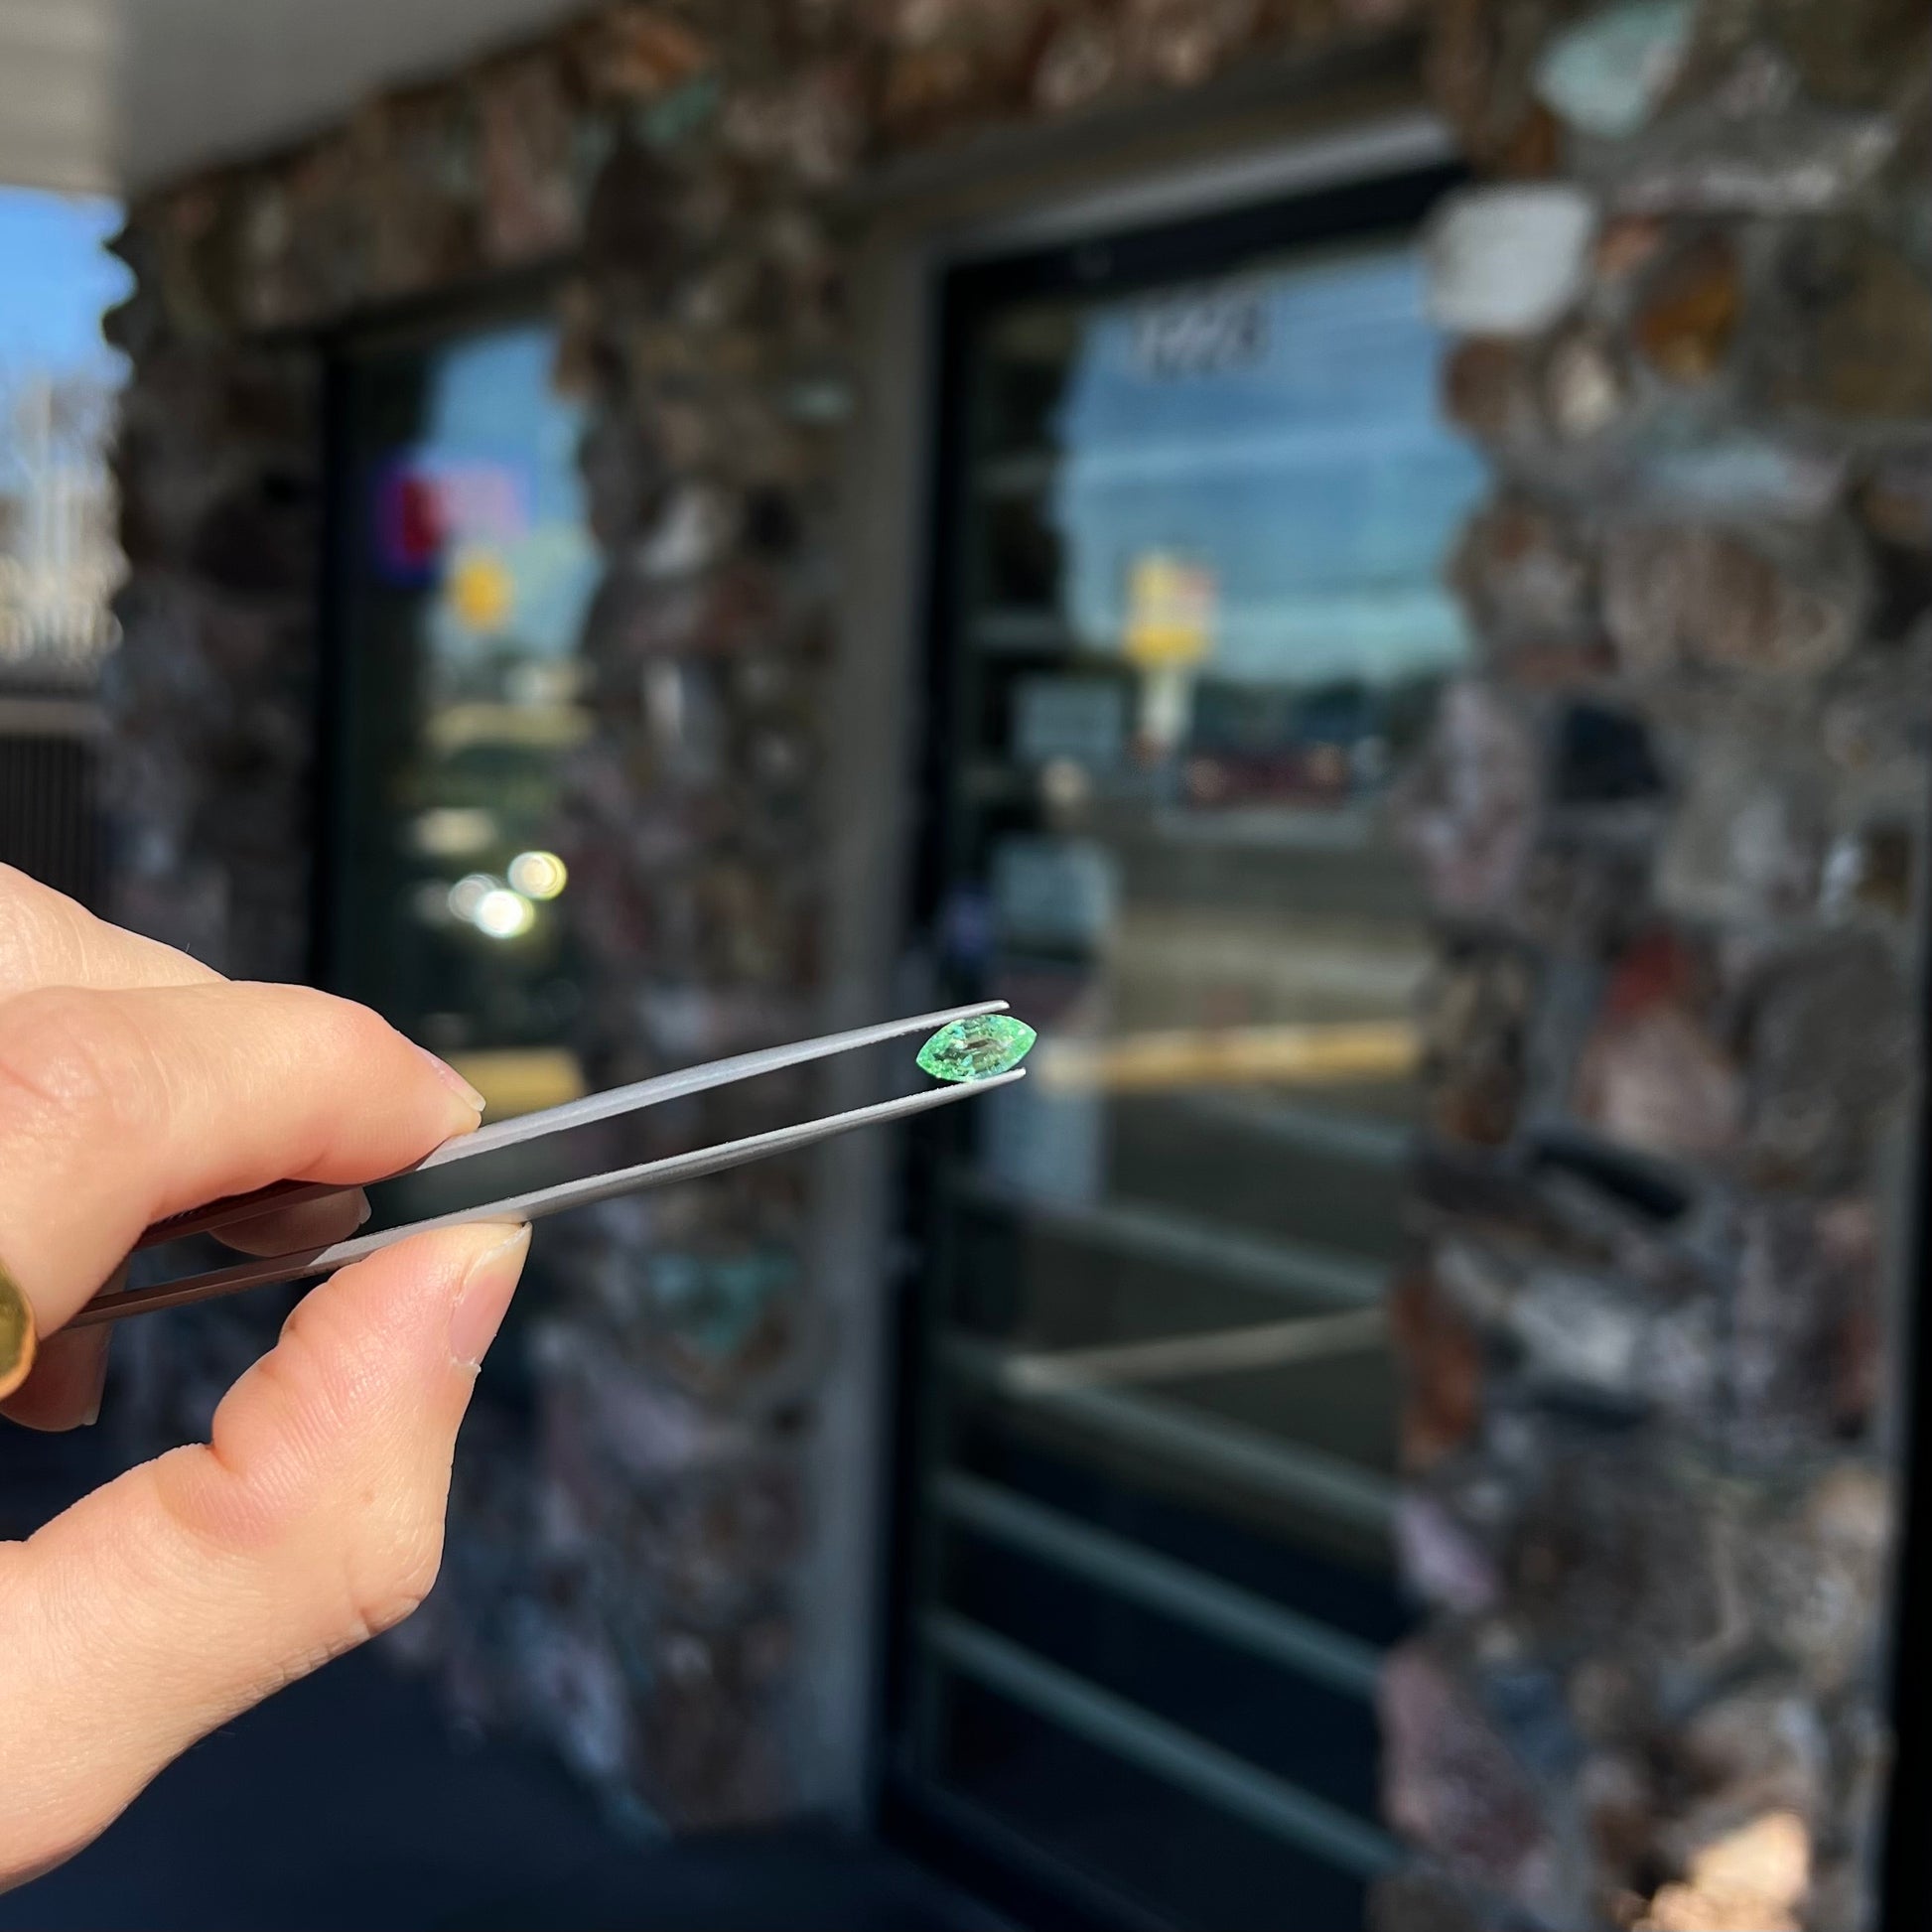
[70,1001,1023,1328]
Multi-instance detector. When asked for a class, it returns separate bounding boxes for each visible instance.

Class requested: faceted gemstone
[916,1014,1036,1082]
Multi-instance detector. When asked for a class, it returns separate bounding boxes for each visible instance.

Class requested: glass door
[887,167,1483,1930]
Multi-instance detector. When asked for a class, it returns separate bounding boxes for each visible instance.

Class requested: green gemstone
[916,1014,1037,1083]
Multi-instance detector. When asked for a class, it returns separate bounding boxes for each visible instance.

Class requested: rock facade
[1380,0,1929,1925]
[103,0,1432,1840]
[102,0,1929,1916]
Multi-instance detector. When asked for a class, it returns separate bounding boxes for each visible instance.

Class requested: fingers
[0,1324,108,1434]
[0,1221,529,1886]
[0,981,483,1336]
[0,866,222,1004]
[216,1188,372,1258]
[1,1263,122,1433]
[1,1188,372,1434]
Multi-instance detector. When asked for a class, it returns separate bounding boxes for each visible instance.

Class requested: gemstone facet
[916,1015,1036,1083]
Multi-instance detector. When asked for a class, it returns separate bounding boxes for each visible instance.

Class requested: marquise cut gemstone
[915,1015,1037,1083]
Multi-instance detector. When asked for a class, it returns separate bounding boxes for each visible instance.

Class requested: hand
[0,866,529,1889]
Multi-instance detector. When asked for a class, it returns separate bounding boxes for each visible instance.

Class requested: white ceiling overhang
[0,0,118,195]
[0,0,587,198]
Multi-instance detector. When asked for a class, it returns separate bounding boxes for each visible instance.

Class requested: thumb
[0,1221,528,1888]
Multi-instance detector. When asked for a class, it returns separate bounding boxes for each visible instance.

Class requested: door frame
[309,264,568,998]
[833,113,1465,1925]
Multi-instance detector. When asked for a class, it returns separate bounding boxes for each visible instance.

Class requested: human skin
[0,865,529,1888]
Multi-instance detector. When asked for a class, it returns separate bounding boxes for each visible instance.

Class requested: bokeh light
[447,872,494,921]
[507,849,568,899]
[473,887,536,940]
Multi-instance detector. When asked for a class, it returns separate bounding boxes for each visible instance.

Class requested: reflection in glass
[334,322,601,1118]
[908,214,1485,1925]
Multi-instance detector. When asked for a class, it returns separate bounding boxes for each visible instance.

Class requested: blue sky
[1053,239,1485,687]
[418,323,600,667]
[0,188,130,383]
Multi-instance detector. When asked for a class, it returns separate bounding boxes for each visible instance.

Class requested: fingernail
[79,1336,109,1428]
[416,1043,487,1117]
[449,1225,530,1370]
[79,1265,123,1425]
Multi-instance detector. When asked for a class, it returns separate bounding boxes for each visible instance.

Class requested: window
[328,315,600,1120]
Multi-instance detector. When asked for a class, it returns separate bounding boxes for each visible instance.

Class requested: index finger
[0,866,223,1003]
[0,980,483,1335]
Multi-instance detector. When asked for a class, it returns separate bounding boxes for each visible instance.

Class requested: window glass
[334,320,600,1117]
[904,208,1484,1926]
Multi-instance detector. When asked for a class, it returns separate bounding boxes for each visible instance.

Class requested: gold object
[0,1263,37,1402]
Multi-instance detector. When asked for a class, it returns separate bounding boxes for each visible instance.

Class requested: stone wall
[1377,1,1931,1927]
[101,0,1931,1915]
[102,0,1427,1839]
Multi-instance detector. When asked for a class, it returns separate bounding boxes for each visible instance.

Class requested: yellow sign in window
[1124,553,1215,668]
[444,1046,588,1121]
[444,544,514,632]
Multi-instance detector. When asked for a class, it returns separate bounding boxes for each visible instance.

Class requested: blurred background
[0,2,1928,1928]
